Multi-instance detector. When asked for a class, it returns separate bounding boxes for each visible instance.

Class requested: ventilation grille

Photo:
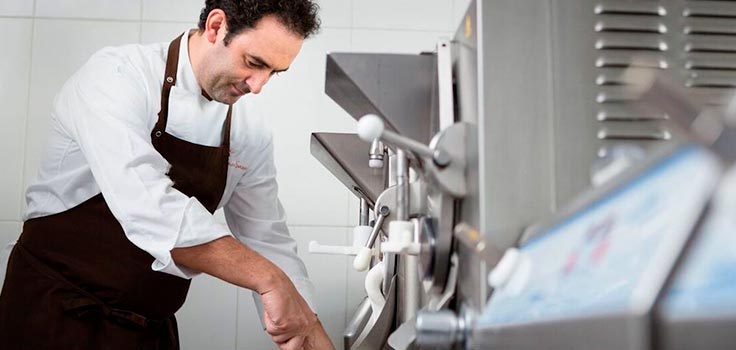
[594,1,671,158]
[682,0,736,107]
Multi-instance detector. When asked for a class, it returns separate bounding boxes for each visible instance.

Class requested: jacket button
[166,76,173,83]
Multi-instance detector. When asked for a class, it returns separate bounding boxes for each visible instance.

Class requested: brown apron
[0,34,232,350]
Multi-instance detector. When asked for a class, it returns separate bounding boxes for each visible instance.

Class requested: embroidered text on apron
[0,33,232,350]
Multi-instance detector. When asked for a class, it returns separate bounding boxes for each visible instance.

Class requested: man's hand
[303,319,335,350]
[260,272,318,350]
[170,237,332,349]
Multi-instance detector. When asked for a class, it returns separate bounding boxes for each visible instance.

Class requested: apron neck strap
[154,33,233,149]
[154,34,183,134]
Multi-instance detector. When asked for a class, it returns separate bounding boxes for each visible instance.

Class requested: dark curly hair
[198,0,320,45]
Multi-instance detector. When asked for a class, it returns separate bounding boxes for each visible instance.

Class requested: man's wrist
[254,262,287,295]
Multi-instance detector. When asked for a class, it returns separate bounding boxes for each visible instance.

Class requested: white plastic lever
[381,220,420,255]
[488,248,532,296]
[365,261,386,319]
[308,241,360,256]
[309,226,373,263]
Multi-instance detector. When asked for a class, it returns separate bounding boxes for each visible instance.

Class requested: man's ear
[204,8,227,44]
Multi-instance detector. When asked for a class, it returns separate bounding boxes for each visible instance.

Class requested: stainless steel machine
[309,1,736,349]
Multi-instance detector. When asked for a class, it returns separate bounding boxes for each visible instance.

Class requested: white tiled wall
[1,1,469,349]
[0,18,32,222]
[0,0,33,17]
[35,0,142,20]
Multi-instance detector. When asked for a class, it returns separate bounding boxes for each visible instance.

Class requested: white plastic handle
[357,114,384,142]
[353,247,373,272]
[308,241,359,256]
[365,261,386,313]
[488,248,532,296]
[381,220,420,255]
[488,248,520,289]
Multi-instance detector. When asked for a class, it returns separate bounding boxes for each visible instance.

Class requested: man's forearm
[171,235,285,293]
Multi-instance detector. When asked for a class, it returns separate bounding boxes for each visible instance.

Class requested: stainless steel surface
[656,318,736,350]
[344,297,372,350]
[366,206,390,250]
[396,150,410,221]
[415,309,465,350]
[310,133,385,205]
[382,253,397,300]
[375,182,427,225]
[325,53,439,145]
[373,126,451,168]
[471,315,641,350]
[387,316,417,350]
[474,0,556,251]
[455,228,490,311]
[352,277,398,350]
[370,139,386,167]
[316,2,736,350]
[629,68,736,162]
[397,253,421,325]
[359,198,370,226]
[423,191,454,297]
[425,122,469,197]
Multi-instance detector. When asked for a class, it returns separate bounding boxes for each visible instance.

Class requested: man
[0,1,334,349]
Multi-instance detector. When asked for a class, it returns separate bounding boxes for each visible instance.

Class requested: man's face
[200,15,304,105]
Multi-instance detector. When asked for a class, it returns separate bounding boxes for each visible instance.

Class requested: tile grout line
[138,0,143,44]
[0,15,450,33]
[17,1,38,223]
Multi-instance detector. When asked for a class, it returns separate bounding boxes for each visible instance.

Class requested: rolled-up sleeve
[55,49,231,279]
[223,134,317,314]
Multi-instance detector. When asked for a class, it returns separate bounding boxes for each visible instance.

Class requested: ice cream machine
[309,1,736,349]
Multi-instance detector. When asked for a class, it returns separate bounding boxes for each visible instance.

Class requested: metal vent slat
[685,53,736,70]
[597,123,671,140]
[685,36,736,52]
[596,88,640,103]
[594,2,666,16]
[684,1,736,18]
[684,18,736,35]
[596,68,630,85]
[595,17,667,33]
[597,140,660,158]
[686,70,736,87]
[596,34,668,51]
[595,52,668,68]
[597,106,668,121]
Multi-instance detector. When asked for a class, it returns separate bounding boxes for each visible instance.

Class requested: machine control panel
[478,146,721,327]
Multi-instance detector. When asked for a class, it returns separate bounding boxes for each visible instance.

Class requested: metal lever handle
[357,114,451,167]
[354,205,390,271]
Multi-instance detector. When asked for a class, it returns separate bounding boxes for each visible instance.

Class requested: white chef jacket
[23,30,316,311]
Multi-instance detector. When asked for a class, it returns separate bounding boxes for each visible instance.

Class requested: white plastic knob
[365,261,386,318]
[353,247,373,272]
[368,159,384,168]
[488,248,520,289]
[488,248,533,296]
[381,220,417,254]
[357,114,385,142]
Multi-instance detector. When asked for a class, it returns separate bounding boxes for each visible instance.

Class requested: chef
[0,1,333,349]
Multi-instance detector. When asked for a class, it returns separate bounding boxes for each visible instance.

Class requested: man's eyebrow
[250,55,289,73]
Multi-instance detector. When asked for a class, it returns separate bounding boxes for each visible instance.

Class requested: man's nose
[246,71,271,95]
